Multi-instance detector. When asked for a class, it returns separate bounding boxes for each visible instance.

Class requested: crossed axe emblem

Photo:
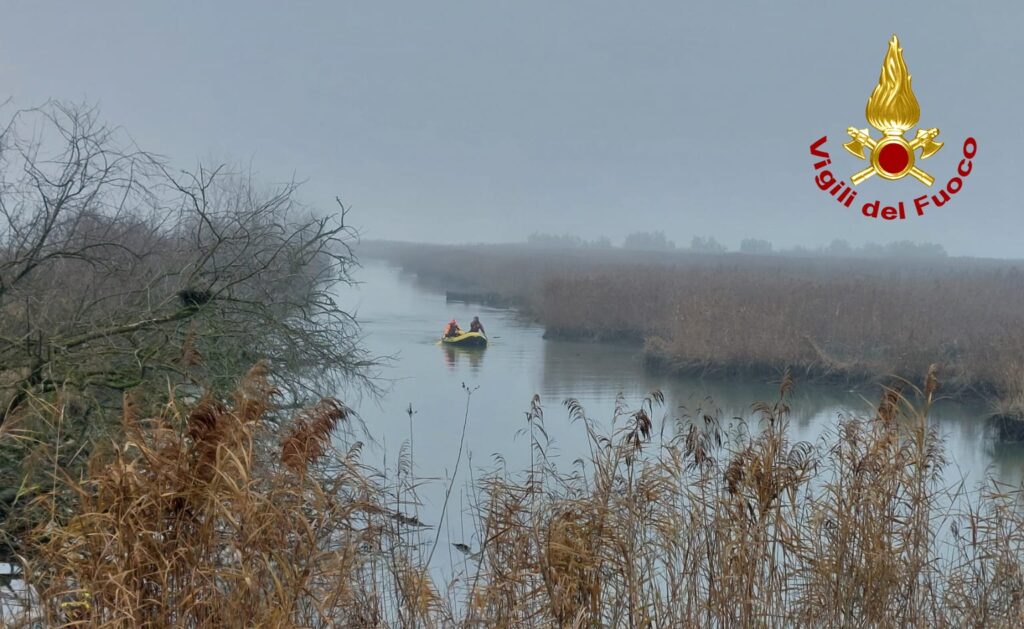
[843,127,944,186]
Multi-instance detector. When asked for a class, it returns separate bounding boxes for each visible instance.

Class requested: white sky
[1,1,1018,256]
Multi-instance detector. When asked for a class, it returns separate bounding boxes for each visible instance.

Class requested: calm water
[339,260,1024,559]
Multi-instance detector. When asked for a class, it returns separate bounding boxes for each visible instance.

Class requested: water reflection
[536,332,1024,487]
[987,442,1024,486]
[442,344,486,373]
[538,336,862,427]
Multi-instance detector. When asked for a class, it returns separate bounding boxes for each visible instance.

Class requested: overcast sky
[1,1,1019,257]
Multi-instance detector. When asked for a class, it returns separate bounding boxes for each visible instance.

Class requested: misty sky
[1,1,1020,257]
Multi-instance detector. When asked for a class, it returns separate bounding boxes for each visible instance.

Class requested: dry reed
[6,367,1024,627]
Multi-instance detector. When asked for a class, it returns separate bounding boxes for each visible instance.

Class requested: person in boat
[444,319,462,338]
[469,316,485,335]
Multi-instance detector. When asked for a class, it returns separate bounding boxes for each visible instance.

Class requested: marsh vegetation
[9,367,1024,626]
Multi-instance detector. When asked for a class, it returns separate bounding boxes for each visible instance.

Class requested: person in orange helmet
[444,319,461,338]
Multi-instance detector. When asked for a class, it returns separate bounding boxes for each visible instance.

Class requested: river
[340,260,1024,562]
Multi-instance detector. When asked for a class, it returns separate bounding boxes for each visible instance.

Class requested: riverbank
[362,240,1024,429]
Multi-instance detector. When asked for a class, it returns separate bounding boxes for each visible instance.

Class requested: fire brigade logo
[809,34,976,221]
[843,35,943,186]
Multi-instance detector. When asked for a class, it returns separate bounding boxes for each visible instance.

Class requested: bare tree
[0,102,374,431]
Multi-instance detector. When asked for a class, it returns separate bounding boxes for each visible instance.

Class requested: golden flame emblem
[843,35,943,186]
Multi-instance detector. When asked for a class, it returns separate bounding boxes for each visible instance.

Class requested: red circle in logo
[878,143,910,175]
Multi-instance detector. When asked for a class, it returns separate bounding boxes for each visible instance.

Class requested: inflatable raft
[440,331,488,347]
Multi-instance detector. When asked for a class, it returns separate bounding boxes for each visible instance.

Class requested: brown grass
[12,367,402,627]
[456,370,1024,627]
[5,366,1024,626]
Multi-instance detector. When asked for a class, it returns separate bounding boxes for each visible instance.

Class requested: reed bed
[6,365,1024,627]
[542,267,1024,390]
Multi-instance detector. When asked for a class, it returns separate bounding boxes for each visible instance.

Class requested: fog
[1,1,1018,257]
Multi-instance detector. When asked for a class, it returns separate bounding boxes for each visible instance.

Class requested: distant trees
[741,237,947,258]
[799,239,947,258]
[527,232,613,249]
[623,231,675,251]
[528,229,946,259]
[859,240,948,258]
[823,238,854,256]
[740,238,773,254]
[527,232,583,248]
[690,236,726,254]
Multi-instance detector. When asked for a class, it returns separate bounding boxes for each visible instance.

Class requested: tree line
[526,230,947,257]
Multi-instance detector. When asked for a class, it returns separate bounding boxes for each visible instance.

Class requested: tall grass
[6,365,1024,626]
[14,364,415,627]
[454,370,1023,627]
[541,267,1024,389]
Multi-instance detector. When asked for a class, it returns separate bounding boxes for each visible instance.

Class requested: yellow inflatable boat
[440,331,488,347]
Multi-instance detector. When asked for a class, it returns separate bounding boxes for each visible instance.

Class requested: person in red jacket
[444,319,461,337]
